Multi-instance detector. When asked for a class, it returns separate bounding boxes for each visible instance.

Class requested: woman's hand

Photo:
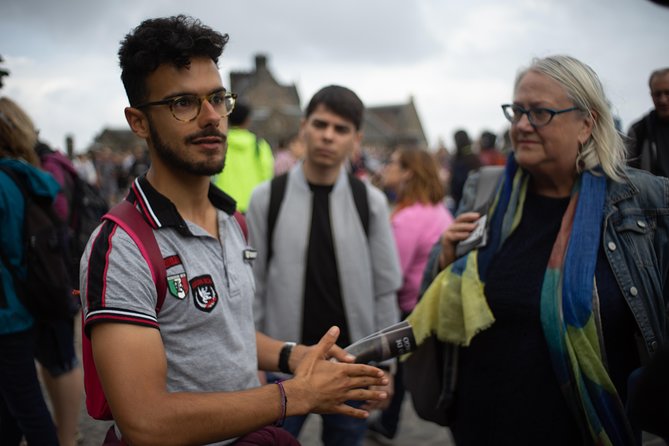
[438,212,481,269]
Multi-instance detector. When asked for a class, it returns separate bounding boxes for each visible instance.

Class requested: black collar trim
[124,174,237,235]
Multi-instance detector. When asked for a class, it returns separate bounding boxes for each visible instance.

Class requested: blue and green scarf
[407,156,636,445]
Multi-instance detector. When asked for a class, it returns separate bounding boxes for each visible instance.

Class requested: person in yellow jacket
[213,102,274,212]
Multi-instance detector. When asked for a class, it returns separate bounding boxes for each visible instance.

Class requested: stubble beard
[149,124,225,177]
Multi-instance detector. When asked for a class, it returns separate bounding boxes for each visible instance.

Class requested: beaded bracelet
[274,380,287,427]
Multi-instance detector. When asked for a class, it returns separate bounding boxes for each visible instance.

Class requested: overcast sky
[2,0,668,153]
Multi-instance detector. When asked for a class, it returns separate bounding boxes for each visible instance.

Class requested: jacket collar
[606,168,640,206]
[294,160,348,190]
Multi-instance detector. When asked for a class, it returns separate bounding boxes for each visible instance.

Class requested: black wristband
[278,342,296,374]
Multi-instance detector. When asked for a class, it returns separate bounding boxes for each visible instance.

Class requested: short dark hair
[453,129,471,152]
[649,67,669,89]
[228,102,250,126]
[305,85,364,130]
[118,15,229,106]
[480,130,497,150]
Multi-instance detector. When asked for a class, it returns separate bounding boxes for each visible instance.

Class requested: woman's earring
[576,141,586,172]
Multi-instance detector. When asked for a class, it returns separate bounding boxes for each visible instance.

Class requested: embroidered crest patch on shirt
[167,273,189,300]
[164,254,189,300]
[190,275,218,312]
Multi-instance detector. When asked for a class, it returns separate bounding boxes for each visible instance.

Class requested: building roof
[230,54,301,109]
[89,128,145,152]
[91,54,428,153]
[363,96,428,149]
[229,54,302,148]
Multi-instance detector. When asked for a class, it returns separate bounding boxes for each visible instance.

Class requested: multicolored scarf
[407,156,636,445]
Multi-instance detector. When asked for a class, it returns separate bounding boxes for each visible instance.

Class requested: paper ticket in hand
[455,214,488,258]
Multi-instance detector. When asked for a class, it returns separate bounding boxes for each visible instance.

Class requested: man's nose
[322,125,335,140]
[198,99,221,127]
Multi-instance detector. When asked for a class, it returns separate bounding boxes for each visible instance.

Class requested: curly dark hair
[118,15,229,106]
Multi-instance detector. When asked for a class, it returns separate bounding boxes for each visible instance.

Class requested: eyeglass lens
[171,93,235,121]
[503,105,553,126]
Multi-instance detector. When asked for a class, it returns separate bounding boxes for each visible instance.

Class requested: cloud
[3,52,126,150]
[2,0,668,151]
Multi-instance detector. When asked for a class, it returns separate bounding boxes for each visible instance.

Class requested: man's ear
[125,107,150,139]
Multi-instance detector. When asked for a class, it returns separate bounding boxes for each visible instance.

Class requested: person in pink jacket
[385,148,454,313]
[369,147,453,439]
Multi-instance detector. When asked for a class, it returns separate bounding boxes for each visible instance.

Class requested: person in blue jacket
[0,96,60,445]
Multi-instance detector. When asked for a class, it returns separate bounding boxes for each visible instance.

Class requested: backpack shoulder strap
[233,210,248,241]
[265,171,370,264]
[0,166,22,269]
[347,173,370,237]
[103,200,167,312]
[267,172,289,264]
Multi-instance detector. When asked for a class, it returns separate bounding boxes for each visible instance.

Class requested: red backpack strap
[81,200,167,422]
[104,200,167,311]
[234,210,248,242]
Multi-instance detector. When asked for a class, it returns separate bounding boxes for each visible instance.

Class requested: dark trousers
[0,329,58,446]
[374,312,410,438]
[267,373,366,446]
[378,358,405,437]
[282,403,367,446]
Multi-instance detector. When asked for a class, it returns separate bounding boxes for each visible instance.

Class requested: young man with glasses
[79,16,388,446]
[627,67,669,177]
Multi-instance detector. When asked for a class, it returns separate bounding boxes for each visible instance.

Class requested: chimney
[255,54,267,72]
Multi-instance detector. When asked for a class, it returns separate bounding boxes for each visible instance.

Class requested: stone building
[90,128,145,153]
[365,97,428,151]
[90,54,428,156]
[229,54,302,149]
[230,53,428,154]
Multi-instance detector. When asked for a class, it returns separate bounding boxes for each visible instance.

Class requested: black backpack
[67,174,108,287]
[0,166,77,321]
[36,145,109,288]
[266,172,369,264]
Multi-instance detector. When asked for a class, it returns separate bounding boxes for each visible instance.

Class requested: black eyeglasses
[501,104,580,128]
[135,90,237,122]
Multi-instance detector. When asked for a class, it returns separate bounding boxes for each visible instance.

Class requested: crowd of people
[1,13,668,446]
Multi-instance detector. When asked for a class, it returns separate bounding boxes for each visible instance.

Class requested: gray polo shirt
[81,176,259,443]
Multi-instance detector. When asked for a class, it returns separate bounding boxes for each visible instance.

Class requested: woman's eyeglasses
[501,104,580,128]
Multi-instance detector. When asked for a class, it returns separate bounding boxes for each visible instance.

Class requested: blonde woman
[410,55,669,444]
